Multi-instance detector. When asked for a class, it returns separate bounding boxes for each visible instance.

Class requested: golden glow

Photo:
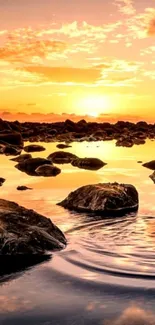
[76,95,111,116]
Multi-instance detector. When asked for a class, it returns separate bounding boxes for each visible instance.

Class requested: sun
[76,95,110,117]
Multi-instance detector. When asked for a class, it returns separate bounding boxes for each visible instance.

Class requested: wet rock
[116,138,134,147]
[137,161,143,163]
[0,132,23,147]
[0,178,5,186]
[15,158,52,176]
[71,157,107,170]
[58,182,139,215]
[17,186,32,191]
[47,151,77,164]
[142,160,155,170]
[56,143,71,149]
[11,154,32,162]
[24,144,45,153]
[134,138,146,145]
[0,199,66,254]
[35,164,61,177]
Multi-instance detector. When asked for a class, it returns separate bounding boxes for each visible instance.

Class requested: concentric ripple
[51,214,155,288]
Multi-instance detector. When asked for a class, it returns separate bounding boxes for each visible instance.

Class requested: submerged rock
[17,186,32,191]
[0,178,5,186]
[47,151,77,164]
[24,144,45,153]
[0,199,66,255]
[58,182,139,215]
[56,143,72,149]
[11,153,32,162]
[142,160,155,170]
[35,164,61,177]
[15,158,52,176]
[71,157,107,170]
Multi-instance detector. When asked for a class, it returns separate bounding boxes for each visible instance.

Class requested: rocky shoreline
[1,118,155,147]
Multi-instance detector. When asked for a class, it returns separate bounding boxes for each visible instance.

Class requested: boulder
[0,132,23,147]
[47,151,77,164]
[35,165,61,177]
[142,160,155,170]
[56,143,71,149]
[24,144,45,153]
[17,186,32,191]
[0,178,5,186]
[58,182,139,215]
[71,157,107,170]
[0,199,66,254]
[15,158,52,176]
[11,154,32,162]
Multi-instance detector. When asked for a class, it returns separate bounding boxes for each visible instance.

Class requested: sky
[0,0,155,121]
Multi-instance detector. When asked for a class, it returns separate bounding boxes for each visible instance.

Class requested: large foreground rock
[71,157,107,170]
[0,199,66,255]
[15,157,52,176]
[48,151,77,164]
[58,183,139,215]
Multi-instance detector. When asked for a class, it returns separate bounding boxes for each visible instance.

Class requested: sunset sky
[0,0,155,121]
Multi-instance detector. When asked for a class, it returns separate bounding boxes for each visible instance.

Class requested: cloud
[24,66,101,84]
[0,28,66,64]
[115,0,136,16]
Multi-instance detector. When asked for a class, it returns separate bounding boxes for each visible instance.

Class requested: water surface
[0,140,155,324]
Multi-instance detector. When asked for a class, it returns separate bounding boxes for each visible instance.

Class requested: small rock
[71,157,107,170]
[17,186,32,191]
[56,143,71,149]
[24,144,45,153]
[35,165,61,177]
[47,151,77,164]
[15,158,52,176]
[137,161,143,163]
[58,182,139,215]
[0,178,5,186]
[142,160,155,170]
[149,171,155,183]
[0,132,23,147]
[11,154,32,162]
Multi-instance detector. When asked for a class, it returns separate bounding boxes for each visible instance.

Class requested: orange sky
[0,0,155,121]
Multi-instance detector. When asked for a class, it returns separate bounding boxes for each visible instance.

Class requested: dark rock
[47,151,77,164]
[137,161,143,163]
[35,164,61,177]
[11,154,32,162]
[0,199,66,254]
[134,138,146,145]
[17,186,32,191]
[116,138,134,147]
[56,143,71,149]
[3,145,22,156]
[149,171,155,183]
[0,178,5,186]
[142,160,155,170]
[71,158,107,170]
[0,132,23,147]
[15,158,52,176]
[58,182,139,215]
[24,144,45,153]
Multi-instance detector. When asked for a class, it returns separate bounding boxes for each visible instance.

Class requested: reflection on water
[1,140,155,324]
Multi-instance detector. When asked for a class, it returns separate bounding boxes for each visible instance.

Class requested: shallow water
[1,140,155,324]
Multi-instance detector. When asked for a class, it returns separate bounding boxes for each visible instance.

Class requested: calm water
[1,140,155,324]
